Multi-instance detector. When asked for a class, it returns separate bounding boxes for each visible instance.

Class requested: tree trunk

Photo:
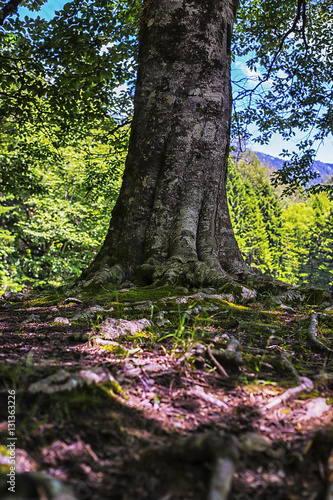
[84,0,254,293]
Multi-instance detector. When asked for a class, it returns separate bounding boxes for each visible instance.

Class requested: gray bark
[84,0,247,287]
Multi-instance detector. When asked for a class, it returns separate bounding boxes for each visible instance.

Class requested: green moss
[100,343,130,357]
[28,293,65,307]
[299,286,327,305]
[116,285,178,302]
[210,298,250,311]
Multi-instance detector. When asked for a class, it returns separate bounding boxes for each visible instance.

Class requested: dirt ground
[0,284,332,499]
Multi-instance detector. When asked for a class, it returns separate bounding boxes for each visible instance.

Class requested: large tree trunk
[84,0,254,292]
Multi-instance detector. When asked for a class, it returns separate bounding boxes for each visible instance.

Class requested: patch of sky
[231,56,332,164]
[18,0,66,20]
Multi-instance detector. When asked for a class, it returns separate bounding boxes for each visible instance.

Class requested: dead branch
[207,345,229,378]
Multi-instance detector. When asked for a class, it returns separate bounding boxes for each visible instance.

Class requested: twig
[207,345,229,378]
[308,313,333,353]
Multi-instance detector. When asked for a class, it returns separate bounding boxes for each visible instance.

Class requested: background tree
[0,125,127,290]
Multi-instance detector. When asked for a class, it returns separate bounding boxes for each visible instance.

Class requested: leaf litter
[0,286,332,499]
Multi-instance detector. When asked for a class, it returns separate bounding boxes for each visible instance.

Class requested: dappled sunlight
[0,287,332,498]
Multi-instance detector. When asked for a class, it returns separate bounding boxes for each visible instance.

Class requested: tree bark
[84,0,252,290]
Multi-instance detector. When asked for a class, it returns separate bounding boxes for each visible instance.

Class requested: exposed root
[280,352,299,380]
[74,257,330,307]
[211,338,243,366]
[308,313,333,353]
[206,338,243,378]
[164,432,239,500]
[326,447,333,500]
[186,386,229,409]
[209,456,237,500]
[139,259,257,302]
[259,377,314,413]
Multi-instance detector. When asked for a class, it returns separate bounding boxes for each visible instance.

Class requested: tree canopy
[0,0,139,192]
[233,0,333,192]
[0,0,332,192]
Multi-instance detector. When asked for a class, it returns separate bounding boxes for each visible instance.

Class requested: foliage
[0,0,135,290]
[0,0,139,191]
[233,0,333,191]
[228,157,275,273]
[0,127,127,290]
[228,153,333,288]
[0,0,332,291]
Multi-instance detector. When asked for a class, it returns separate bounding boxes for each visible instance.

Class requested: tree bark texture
[85,0,250,288]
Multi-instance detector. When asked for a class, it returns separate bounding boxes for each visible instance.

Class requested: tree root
[209,456,237,500]
[280,352,299,380]
[308,313,333,353]
[139,259,258,302]
[259,377,314,413]
[164,432,239,500]
[326,447,333,500]
[206,339,243,378]
[157,430,286,500]
[74,258,331,306]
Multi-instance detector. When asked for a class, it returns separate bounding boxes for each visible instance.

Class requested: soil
[0,285,332,500]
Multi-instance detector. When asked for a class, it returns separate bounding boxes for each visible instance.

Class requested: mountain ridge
[254,151,333,182]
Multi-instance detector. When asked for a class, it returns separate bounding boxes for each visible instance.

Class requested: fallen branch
[207,345,229,378]
[308,313,333,353]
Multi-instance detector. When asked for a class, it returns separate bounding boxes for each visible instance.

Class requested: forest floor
[0,283,333,500]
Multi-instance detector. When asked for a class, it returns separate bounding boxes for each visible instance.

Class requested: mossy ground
[0,285,332,499]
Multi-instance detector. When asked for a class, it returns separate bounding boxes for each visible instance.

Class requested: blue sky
[18,0,333,164]
[232,59,333,164]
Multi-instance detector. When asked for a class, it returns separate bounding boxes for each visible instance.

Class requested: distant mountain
[254,151,333,183]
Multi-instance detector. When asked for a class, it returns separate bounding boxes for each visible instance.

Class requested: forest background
[2,139,333,292]
[0,0,333,294]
